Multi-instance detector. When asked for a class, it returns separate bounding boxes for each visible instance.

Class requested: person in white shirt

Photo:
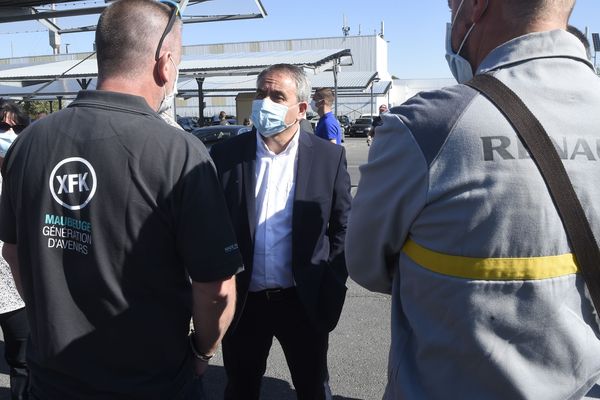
[0,100,30,399]
[210,63,352,400]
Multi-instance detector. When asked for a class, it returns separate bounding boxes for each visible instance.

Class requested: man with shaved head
[347,0,600,399]
[0,0,242,398]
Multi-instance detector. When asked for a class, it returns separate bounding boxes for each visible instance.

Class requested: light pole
[593,33,600,75]
[370,77,380,117]
[333,62,340,116]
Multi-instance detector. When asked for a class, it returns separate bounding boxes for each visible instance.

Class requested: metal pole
[196,76,205,126]
[388,89,390,108]
[333,62,339,116]
[370,83,374,117]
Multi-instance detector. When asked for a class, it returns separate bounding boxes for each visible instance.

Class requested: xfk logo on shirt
[49,157,97,210]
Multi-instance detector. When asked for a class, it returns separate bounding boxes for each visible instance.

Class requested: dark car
[190,124,252,149]
[347,117,373,137]
[336,115,352,134]
[176,116,200,132]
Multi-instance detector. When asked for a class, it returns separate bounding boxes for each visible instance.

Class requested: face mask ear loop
[454,0,490,56]
[451,0,465,26]
[457,23,476,55]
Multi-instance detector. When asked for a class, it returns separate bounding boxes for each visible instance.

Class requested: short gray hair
[256,64,312,103]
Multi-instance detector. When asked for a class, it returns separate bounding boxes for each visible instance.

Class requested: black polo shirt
[0,90,243,399]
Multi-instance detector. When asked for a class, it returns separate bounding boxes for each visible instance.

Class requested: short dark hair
[504,0,575,24]
[96,0,181,81]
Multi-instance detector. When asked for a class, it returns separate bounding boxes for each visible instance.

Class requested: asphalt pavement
[0,137,392,400]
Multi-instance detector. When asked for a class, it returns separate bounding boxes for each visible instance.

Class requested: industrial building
[0,33,404,121]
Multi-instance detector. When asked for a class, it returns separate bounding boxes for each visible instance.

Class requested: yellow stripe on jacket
[402,239,579,280]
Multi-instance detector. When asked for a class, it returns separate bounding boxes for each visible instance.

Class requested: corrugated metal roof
[311,71,379,90]
[178,71,382,93]
[0,0,76,6]
[0,49,352,82]
[0,74,389,100]
[0,59,98,81]
[0,79,96,99]
[180,49,352,74]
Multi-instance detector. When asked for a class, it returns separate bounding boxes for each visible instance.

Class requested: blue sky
[0,0,598,79]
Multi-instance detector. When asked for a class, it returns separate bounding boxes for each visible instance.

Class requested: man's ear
[155,52,171,86]
[471,0,489,23]
[298,101,308,118]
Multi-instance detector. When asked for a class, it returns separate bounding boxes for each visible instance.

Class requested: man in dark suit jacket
[210,63,352,400]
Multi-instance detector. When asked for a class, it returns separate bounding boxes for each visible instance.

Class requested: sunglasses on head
[155,0,181,61]
[0,121,25,134]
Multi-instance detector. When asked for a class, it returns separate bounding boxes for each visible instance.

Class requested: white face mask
[251,98,297,138]
[158,57,179,114]
[310,99,322,112]
[445,0,477,84]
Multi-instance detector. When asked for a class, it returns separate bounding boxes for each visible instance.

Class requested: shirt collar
[69,90,157,116]
[477,29,594,75]
[256,125,301,157]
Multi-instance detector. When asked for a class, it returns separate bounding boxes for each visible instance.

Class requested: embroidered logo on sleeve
[224,244,239,254]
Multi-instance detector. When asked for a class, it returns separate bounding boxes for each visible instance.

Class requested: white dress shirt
[249,129,300,291]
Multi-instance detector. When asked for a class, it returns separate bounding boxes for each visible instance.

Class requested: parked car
[347,117,373,137]
[176,116,200,132]
[190,124,252,149]
[336,115,352,134]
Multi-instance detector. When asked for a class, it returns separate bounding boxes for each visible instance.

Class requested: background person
[213,110,230,125]
[0,100,30,400]
[0,101,30,169]
[346,0,600,399]
[311,87,343,145]
[0,1,242,398]
[210,63,352,400]
[367,103,388,146]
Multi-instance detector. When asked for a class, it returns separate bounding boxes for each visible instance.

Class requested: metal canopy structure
[0,1,268,32]
[0,48,355,118]
[0,49,353,82]
[179,49,353,76]
[177,71,383,95]
[0,79,96,98]
[0,71,385,101]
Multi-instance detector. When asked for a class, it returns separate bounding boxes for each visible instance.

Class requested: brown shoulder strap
[466,74,600,318]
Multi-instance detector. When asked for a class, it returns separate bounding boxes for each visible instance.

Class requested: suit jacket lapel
[293,130,314,217]
[243,132,257,244]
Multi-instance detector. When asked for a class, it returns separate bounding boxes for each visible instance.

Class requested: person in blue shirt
[311,87,343,145]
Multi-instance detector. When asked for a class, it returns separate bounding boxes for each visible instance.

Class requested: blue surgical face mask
[251,98,297,137]
[445,0,476,83]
